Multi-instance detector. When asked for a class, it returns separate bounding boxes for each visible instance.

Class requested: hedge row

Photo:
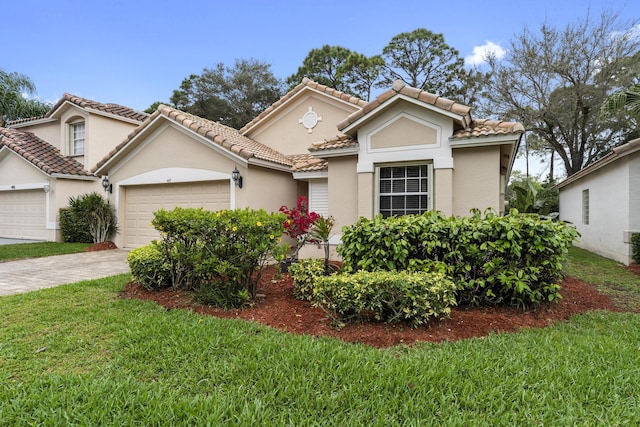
[338,210,578,307]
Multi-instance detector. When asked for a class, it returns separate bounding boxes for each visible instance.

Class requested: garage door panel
[124,181,230,248]
[0,190,47,239]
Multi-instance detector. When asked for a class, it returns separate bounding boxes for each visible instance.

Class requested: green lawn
[1,247,640,425]
[0,242,91,262]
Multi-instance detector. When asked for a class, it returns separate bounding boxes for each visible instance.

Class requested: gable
[0,150,48,184]
[243,91,361,156]
[369,115,439,150]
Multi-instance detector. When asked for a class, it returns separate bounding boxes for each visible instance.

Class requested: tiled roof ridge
[337,80,472,131]
[450,118,525,139]
[0,127,93,176]
[46,93,149,122]
[94,105,292,172]
[309,134,358,152]
[239,78,367,134]
[5,115,49,126]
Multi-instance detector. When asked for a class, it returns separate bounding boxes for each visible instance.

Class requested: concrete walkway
[0,250,130,296]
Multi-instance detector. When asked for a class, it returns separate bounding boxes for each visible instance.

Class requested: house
[0,94,148,240]
[556,137,640,265]
[94,78,524,249]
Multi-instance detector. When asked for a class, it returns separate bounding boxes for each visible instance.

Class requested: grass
[564,246,640,311]
[0,242,91,262]
[1,248,640,425]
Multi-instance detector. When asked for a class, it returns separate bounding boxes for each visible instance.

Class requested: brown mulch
[118,264,630,348]
[85,241,118,251]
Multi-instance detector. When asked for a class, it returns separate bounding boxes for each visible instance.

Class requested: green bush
[135,207,287,308]
[59,207,92,243]
[632,233,640,264]
[288,258,326,301]
[193,281,249,309]
[338,210,579,307]
[60,192,117,243]
[127,242,171,290]
[312,270,456,327]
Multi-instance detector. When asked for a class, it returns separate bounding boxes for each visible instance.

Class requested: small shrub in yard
[134,207,287,308]
[288,258,326,301]
[313,270,456,327]
[61,192,117,243]
[338,209,579,307]
[127,242,171,290]
[632,233,640,264]
[193,281,249,309]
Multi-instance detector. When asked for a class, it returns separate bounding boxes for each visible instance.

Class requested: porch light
[102,176,112,194]
[232,167,243,188]
[43,183,50,193]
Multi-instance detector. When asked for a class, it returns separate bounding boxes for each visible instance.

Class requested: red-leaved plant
[279,196,320,259]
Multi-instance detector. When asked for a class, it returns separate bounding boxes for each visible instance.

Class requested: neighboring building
[556,138,640,265]
[94,79,524,248]
[0,95,148,241]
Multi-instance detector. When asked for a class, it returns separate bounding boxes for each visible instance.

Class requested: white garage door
[124,181,231,247]
[0,190,47,240]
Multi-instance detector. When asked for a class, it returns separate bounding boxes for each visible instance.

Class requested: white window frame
[375,163,433,217]
[582,189,589,225]
[69,121,85,156]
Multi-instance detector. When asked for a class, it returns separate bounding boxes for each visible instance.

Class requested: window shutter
[309,180,329,216]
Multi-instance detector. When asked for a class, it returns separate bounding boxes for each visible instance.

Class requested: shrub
[288,258,326,301]
[60,192,117,243]
[127,242,171,290]
[279,196,320,259]
[632,233,640,264]
[312,270,456,327]
[338,210,579,307]
[193,282,249,309]
[147,207,287,306]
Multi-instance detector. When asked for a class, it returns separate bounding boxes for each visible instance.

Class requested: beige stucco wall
[245,166,298,213]
[0,154,46,184]
[15,120,60,150]
[86,115,141,170]
[108,125,237,183]
[434,168,453,216]
[327,156,359,230]
[245,93,360,156]
[357,172,375,219]
[452,146,501,216]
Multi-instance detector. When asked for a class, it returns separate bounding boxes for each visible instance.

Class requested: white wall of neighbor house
[559,157,632,265]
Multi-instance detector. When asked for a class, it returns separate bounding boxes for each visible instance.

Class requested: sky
[3,0,639,176]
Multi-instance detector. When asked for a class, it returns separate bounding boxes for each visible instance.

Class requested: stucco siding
[246,166,298,213]
[87,115,141,170]
[559,157,631,264]
[452,146,501,216]
[327,156,358,231]
[17,121,60,150]
[245,93,359,156]
[434,168,453,216]
[0,154,47,184]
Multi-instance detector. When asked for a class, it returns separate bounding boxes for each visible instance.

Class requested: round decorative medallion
[299,107,322,133]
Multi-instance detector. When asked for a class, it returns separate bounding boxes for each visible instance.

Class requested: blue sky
[4,0,638,114]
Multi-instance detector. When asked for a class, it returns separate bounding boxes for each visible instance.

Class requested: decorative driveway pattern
[0,250,130,296]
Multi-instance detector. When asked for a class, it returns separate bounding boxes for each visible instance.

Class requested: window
[70,122,85,155]
[378,164,431,217]
[582,189,589,225]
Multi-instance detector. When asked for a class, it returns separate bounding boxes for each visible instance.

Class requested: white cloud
[464,41,506,66]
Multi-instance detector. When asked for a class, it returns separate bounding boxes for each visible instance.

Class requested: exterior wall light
[232,167,243,188]
[102,176,112,193]
[43,183,50,193]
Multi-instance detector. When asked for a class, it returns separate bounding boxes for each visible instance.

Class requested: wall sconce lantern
[43,183,50,193]
[231,167,243,188]
[101,176,112,194]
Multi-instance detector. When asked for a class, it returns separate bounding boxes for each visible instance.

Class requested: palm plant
[601,82,640,127]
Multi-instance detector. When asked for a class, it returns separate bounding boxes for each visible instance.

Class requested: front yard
[1,246,639,424]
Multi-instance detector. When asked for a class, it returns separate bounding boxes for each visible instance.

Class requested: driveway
[0,249,130,296]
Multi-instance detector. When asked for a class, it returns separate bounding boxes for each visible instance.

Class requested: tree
[380,28,467,98]
[286,45,355,93]
[0,69,50,126]
[341,53,385,101]
[601,81,640,128]
[481,12,640,176]
[170,59,284,129]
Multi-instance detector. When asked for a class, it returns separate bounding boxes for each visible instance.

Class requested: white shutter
[309,180,329,216]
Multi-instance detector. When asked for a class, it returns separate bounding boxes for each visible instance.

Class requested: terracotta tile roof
[450,119,525,140]
[337,80,472,131]
[0,128,93,176]
[239,78,367,134]
[288,154,328,172]
[47,93,149,122]
[309,134,358,152]
[94,105,292,172]
[5,115,49,126]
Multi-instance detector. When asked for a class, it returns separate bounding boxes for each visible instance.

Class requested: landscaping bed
[119,265,623,348]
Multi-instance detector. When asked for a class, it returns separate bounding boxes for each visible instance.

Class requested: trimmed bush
[127,242,171,290]
[288,258,326,301]
[59,207,92,243]
[129,207,287,308]
[312,270,456,327]
[338,209,579,307]
[632,233,640,264]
